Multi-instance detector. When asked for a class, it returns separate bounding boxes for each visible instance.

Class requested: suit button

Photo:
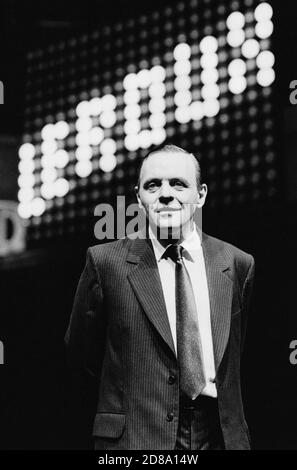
[168,375,176,384]
[166,412,174,422]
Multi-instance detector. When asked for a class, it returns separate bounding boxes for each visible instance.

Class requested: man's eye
[172,180,186,188]
[147,182,158,190]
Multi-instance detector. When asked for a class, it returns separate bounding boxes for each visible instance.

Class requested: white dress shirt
[149,227,217,398]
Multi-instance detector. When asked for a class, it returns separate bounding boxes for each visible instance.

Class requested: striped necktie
[165,244,206,400]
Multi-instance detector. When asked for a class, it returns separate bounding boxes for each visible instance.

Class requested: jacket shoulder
[87,237,132,264]
[203,232,254,267]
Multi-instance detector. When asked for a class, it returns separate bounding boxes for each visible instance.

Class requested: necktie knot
[165,244,183,263]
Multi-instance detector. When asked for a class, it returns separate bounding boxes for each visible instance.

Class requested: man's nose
[159,182,173,203]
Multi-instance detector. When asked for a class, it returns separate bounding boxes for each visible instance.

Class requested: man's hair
[135,144,202,190]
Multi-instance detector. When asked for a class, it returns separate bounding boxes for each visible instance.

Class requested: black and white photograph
[0,0,296,457]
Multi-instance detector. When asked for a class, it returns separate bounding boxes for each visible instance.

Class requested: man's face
[137,151,205,238]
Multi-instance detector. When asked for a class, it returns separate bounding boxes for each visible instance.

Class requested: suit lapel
[127,237,176,358]
[201,233,233,373]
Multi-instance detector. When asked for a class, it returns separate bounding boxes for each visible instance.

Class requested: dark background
[0,0,297,449]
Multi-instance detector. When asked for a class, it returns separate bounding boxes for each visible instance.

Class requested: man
[65,144,255,450]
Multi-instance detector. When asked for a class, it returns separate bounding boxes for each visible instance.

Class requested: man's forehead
[140,151,195,178]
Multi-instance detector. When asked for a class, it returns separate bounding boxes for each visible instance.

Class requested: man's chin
[152,224,183,240]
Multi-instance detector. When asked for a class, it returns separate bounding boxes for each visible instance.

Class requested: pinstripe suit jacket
[65,231,255,450]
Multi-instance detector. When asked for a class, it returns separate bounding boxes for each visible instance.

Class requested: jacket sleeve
[64,248,106,378]
[240,255,255,355]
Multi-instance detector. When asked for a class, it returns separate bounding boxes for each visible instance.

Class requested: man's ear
[134,186,143,209]
[196,183,208,208]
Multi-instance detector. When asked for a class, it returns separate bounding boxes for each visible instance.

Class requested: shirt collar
[149,226,202,263]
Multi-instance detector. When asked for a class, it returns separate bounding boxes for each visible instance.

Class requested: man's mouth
[156,208,181,213]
